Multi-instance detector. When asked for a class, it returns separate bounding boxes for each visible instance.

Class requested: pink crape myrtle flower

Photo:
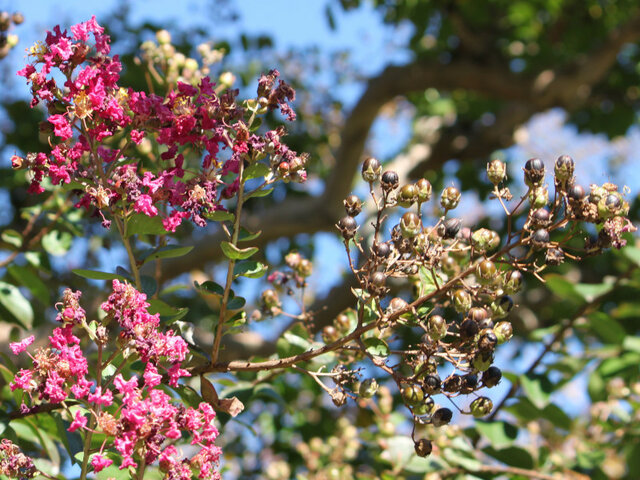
[9,335,34,355]
[91,454,113,473]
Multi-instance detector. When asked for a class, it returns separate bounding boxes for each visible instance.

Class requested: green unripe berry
[427,314,447,340]
[400,212,421,238]
[494,321,513,344]
[528,185,549,209]
[440,186,461,210]
[470,396,493,417]
[452,289,473,313]
[415,178,433,203]
[398,184,418,208]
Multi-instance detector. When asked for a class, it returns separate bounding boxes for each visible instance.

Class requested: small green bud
[400,212,421,238]
[487,159,507,185]
[415,178,433,203]
[452,289,472,313]
[398,184,418,208]
[494,321,513,344]
[471,228,500,253]
[440,186,461,210]
[528,185,549,209]
[427,315,447,340]
[470,396,493,417]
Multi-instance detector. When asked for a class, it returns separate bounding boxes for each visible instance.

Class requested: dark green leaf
[238,227,262,242]
[140,245,194,264]
[221,241,258,260]
[243,162,270,181]
[484,446,534,469]
[520,373,554,409]
[126,213,167,237]
[588,311,625,344]
[245,186,274,200]
[140,275,157,297]
[0,281,33,329]
[206,210,235,222]
[475,420,517,449]
[7,264,49,304]
[72,269,128,282]
[363,337,390,357]
[234,261,267,279]
[194,280,225,296]
[42,230,72,256]
[226,296,246,310]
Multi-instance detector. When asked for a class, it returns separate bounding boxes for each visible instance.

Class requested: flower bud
[12,12,24,25]
[400,212,421,238]
[285,252,302,269]
[359,378,378,398]
[414,439,433,457]
[361,157,381,183]
[493,321,513,344]
[298,258,313,277]
[260,289,281,311]
[452,289,472,313]
[156,29,172,45]
[381,170,399,191]
[337,215,358,239]
[470,396,493,417]
[482,366,502,387]
[398,184,418,208]
[344,194,362,216]
[440,186,461,210]
[10,154,25,169]
[554,155,574,182]
[487,159,507,184]
[277,161,290,178]
[528,185,549,209]
[427,314,447,340]
[431,407,453,427]
[415,178,433,203]
[524,158,545,186]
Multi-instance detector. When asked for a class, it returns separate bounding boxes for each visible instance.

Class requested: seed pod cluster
[322,157,634,454]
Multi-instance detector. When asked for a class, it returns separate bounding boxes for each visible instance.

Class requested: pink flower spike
[68,411,87,432]
[9,335,35,355]
[91,454,112,473]
[143,363,162,388]
[88,387,113,406]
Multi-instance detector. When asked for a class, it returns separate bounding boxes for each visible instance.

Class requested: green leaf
[234,261,267,279]
[598,352,640,377]
[541,403,572,430]
[0,281,33,329]
[622,245,640,267]
[442,447,482,471]
[221,241,258,260]
[140,275,157,297]
[238,227,262,242]
[588,311,625,344]
[484,446,534,469]
[140,245,194,264]
[1,229,22,248]
[206,210,235,222]
[623,336,640,353]
[72,269,128,282]
[573,281,613,302]
[243,162,270,181]
[520,373,553,409]
[363,337,390,357]
[418,266,442,297]
[475,420,517,449]
[126,213,167,237]
[245,186,274,200]
[277,330,312,358]
[226,296,246,310]
[42,230,72,256]
[7,264,49,304]
[194,280,225,296]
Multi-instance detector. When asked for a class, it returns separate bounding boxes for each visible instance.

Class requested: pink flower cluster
[101,280,190,385]
[15,16,306,232]
[9,282,221,477]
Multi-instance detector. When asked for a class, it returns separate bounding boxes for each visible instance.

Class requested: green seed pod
[427,314,447,340]
[362,157,381,183]
[487,159,507,185]
[494,321,513,344]
[322,325,339,343]
[491,295,514,319]
[470,396,493,417]
[554,155,574,182]
[597,192,627,219]
[476,259,497,285]
[415,178,433,203]
[441,254,458,276]
[359,378,378,398]
[528,185,549,209]
[402,384,424,406]
[400,212,421,238]
[471,228,500,253]
[440,186,461,210]
[452,289,473,313]
[473,352,493,371]
[398,184,418,208]
[504,270,523,294]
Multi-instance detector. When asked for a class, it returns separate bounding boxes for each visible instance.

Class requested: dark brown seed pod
[423,374,442,395]
[482,366,502,387]
[414,439,433,457]
[460,318,479,339]
[343,194,362,216]
[432,407,453,427]
[381,170,399,191]
[337,215,358,239]
[362,157,381,183]
[524,158,545,186]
